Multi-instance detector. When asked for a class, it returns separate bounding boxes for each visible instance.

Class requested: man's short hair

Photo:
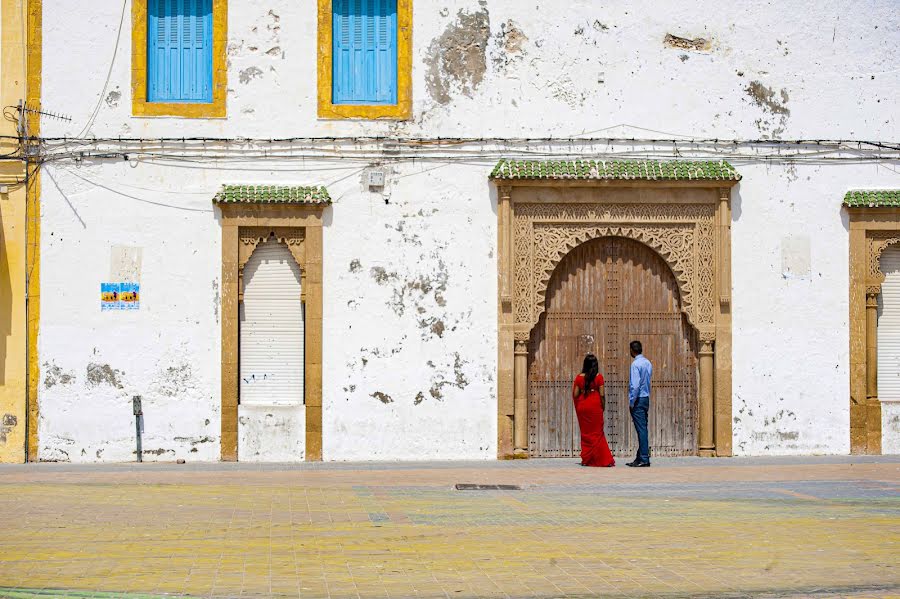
[630,340,643,355]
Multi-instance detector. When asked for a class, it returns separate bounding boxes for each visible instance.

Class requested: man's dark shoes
[626,460,650,467]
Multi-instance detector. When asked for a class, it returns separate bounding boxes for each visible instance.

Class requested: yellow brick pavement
[0,459,897,598]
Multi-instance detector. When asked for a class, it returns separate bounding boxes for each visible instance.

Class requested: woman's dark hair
[581,354,599,391]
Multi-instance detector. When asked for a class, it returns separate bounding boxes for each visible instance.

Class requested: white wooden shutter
[240,241,305,406]
[878,246,900,402]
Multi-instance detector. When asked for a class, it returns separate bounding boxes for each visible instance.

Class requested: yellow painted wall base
[0,0,30,463]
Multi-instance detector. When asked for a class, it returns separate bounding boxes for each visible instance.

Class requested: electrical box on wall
[368,169,385,189]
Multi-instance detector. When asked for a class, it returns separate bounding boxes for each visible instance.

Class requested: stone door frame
[218,204,325,461]
[848,207,900,454]
[495,181,736,459]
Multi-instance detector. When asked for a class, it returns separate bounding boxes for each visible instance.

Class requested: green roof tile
[490,159,741,181]
[213,185,332,205]
[843,190,900,208]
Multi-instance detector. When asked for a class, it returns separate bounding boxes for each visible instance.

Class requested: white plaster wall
[37,162,223,462]
[321,163,497,461]
[238,405,305,462]
[36,0,899,460]
[37,158,498,462]
[730,163,895,456]
[39,0,898,141]
[883,403,900,455]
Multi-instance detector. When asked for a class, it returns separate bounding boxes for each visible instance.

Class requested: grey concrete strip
[1,454,899,474]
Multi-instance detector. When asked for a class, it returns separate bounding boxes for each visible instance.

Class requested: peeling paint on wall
[424,5,490,105]
[664,33,712,52]
[0,414,18,444]
[746,81,790,116]
[173,435,214,446]
[239,66,264,84]
[153,364,193,397]
[423,353,470,403]
[104,88,121,107]
[369,258,450,321]
[744,80,790,137]
[212,279,220,324]
[492,19,528,71]
[43,362,76,388]
[573,19,613,48]
[86,363,124,389]
[371,391,393,404]
[883,409,900,454]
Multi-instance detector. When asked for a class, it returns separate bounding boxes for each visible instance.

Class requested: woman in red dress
[572,354,615,467]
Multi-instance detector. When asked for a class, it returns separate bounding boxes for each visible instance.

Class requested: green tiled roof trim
[490,159,741,181]
[214,185,332,204]
[843,190,900,208]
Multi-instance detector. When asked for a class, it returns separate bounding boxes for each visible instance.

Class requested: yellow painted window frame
[131,0,228,118]
[317,0,412,120]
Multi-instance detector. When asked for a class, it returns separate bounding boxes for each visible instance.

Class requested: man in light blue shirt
[627,340,653,467]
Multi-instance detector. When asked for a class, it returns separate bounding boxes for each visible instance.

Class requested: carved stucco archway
[494,179,736,459]
[515,204,716,333]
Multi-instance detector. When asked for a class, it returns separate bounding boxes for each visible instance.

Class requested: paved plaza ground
[0,456,897,598]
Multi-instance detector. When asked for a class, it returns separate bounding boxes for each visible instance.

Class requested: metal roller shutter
[240,240,305,406]
[878,246,900,402]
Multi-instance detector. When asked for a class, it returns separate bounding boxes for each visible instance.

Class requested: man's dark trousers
[630,396,650,464]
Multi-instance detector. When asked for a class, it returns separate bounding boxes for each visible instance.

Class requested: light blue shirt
[629,354,653,406]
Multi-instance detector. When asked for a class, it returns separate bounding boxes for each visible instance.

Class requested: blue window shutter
[332,0,351,104]
[333,0,397,104]
[373,0,398,104]
[148,0,213,103]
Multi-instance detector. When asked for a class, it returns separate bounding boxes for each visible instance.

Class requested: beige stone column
[866,289,879,400]
[717,189,732,307]
[848,228,869,454]
[220,224,239,461]
[714,188,733,456]
[305,222,324,461]
[865,288,882,454]
[497,185,515,457]
[698,338,716,457]
[498,186,513,305]
[513,340,529,455]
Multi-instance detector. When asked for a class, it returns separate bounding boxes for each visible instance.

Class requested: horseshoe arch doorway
[527,237,699,457]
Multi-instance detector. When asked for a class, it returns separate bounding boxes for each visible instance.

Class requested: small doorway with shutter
[238,236,306,462]
[846,197,900,455]
[216,186,328,462]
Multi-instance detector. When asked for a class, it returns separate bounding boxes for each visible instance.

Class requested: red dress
[573,374,615,467]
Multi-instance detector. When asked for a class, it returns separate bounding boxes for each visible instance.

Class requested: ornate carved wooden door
[528,237,698,457]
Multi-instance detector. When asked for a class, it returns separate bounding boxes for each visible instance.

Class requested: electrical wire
[72,0,128,141]
[28,135,900,149]
[36,148,900,167]
[55,165,215,213]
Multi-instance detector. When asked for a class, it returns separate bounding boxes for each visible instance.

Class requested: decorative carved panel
[868,232,900,288]
[240,227,306,272]
[238,227,307,302]
[513,203,717,337]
